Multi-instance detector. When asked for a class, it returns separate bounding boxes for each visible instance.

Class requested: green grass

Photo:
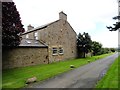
[2,53,114,89]
[95,55,119,88]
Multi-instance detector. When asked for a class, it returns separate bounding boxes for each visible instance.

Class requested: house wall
[20,12,77,64]
[2,47,48,69]
[37,19,77,62]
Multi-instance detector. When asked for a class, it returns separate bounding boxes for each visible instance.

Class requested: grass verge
[2,53,114,89]
[95,55,119,88]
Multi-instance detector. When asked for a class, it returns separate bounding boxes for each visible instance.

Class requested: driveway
[26,53,118,88]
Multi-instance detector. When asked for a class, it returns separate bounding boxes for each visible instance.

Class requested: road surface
[26,53,118,88]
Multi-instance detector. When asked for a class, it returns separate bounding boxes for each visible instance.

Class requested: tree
[77,32,92,58]
[110,48,116,52]
[2,1,24,48]
[92,41,102,56]
[106,16,120,31]
[102,48,110,54]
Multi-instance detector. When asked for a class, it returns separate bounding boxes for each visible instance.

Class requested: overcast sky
[13,0,118,48]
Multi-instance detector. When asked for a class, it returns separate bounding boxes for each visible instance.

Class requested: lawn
[95,55,119,88]
[2,53,114,89]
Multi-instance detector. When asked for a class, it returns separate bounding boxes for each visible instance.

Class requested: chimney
[27,24,34,31]
[59,11,67,21]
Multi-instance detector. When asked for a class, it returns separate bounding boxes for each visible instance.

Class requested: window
[35,37,38,40]
[34,32,38,36]
[34,32,38,40]
[52,47,58,55]
[26,34,29,39]
[59,47,64,54]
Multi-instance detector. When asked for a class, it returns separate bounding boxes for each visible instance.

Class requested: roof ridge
[22,20,59,35]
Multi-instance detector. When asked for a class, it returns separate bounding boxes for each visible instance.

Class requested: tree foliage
[101,48,110,54]
[77,32,92,58]
[110,48,116,52]
[92,41,102,56]
[2,2,24,47]
[106,16,120,31]
[77,32,116,58]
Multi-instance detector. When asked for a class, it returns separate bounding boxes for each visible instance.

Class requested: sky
[13,0,118,48]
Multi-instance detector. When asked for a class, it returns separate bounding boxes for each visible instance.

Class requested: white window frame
[59,47,64,55]
[26,34,29,39]
[34,32,38,36]
[35,37,38,40]
[34,32,38,40]
[52,47,58,55]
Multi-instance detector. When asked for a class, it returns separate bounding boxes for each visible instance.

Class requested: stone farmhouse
[3,11,77,69]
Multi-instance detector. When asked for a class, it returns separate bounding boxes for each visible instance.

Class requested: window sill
[52,54,58,56]
[59,53,64,55]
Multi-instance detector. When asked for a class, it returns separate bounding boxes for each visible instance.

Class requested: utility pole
[118,0,120,49]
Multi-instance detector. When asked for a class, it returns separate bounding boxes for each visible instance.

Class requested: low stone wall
[2,47,48,69]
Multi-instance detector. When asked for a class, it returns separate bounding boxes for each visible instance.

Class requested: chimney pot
[27,24,34,31]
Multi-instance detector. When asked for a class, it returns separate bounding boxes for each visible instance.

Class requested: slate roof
[19,38,48,48]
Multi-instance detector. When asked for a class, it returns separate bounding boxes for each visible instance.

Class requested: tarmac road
[26,53,118,88]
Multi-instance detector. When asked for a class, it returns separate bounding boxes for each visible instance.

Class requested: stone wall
[2,47,48,69]
[38,19,77,62]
